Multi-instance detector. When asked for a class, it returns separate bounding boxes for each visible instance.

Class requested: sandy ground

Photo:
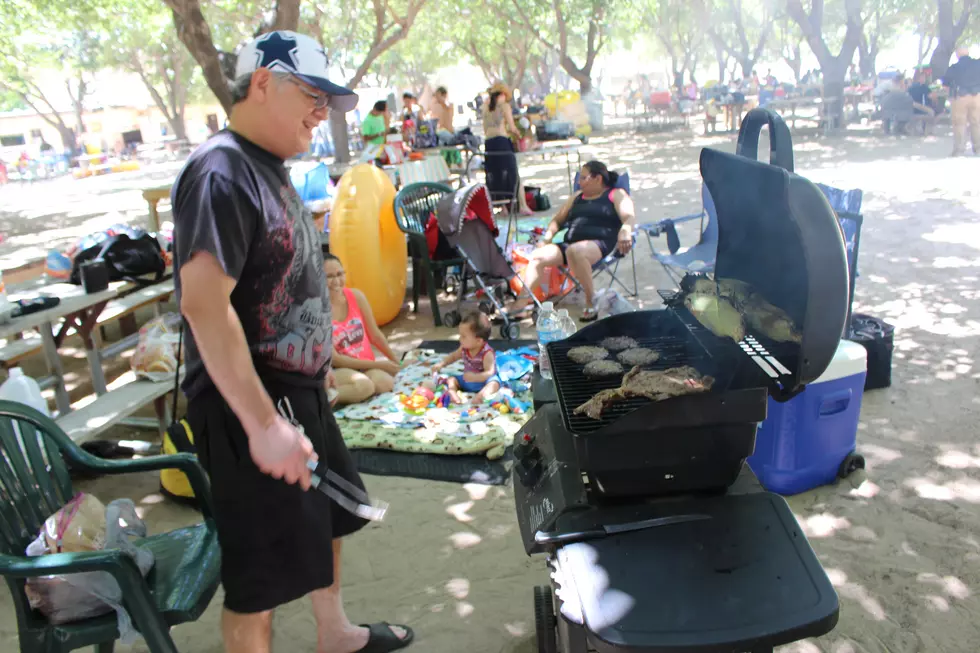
[2,122,980,653]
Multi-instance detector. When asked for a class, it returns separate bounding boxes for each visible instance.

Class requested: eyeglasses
[285,75,331,111]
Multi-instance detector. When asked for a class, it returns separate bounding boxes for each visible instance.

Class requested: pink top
[462,342,493,373]
[332,288,375,361]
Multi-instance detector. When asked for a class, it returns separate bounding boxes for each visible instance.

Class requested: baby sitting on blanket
[432,311,501,404]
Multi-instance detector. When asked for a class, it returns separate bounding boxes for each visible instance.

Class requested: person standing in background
[361,100,390,146]
[430,86,454,132]
[943,47,980,156]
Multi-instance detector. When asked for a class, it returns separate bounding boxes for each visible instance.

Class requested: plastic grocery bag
[131,312,182,382]
[24,494,155,644]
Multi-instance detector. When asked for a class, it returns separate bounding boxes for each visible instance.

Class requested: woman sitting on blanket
[512,160,636,322]
[325,254,401,405]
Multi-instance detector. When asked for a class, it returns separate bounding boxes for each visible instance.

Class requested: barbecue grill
[513,109,847,653]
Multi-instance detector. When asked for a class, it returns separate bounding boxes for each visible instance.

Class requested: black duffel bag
[69,232,166,286]
[849,313,894,390]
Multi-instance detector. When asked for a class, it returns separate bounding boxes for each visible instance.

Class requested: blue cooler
[748,339,868,495]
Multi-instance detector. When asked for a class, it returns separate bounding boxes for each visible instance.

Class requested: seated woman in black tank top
[514,160,636,322]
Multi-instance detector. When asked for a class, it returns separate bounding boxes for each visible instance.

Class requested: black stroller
[434,182,542,339]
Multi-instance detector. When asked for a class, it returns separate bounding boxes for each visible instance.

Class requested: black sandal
[356,622,415,653]
[580,307,599,323]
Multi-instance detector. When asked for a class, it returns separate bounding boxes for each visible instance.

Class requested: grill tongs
[277,398,389,522]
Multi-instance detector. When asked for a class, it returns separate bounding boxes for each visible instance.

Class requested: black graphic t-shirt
[171,130,330,400]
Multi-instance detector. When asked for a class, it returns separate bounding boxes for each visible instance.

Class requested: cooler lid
[695,108,850,399]
[814,339,867,384]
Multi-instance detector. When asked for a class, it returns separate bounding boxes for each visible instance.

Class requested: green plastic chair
[393,181,465,327]
[0,400,221,653]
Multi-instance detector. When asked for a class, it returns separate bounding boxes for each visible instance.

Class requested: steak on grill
[573,365,716,420]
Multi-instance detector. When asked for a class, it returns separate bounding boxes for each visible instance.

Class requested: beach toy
[329,164,406,326]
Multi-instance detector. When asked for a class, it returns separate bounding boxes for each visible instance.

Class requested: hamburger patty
[567,346,610,364]
[599,336,638,352]
[616,348,660,366]
[584,360,625,378]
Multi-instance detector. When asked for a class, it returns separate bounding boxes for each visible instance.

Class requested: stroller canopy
[435,183,496,238]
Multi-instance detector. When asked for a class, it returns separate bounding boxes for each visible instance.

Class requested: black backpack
[69,232,166,285]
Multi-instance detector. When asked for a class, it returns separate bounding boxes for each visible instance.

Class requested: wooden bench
[0,335,44,369]
[56,369,182,444]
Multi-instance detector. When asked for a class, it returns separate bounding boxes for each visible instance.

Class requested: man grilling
[171,30,413,653]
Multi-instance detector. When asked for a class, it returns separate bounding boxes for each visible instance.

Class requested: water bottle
[0,368,51,458]
[0,367,50,416]
[536,301,561,380]
[557,308,577,338]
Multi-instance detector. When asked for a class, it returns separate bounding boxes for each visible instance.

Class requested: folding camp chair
[638,182,718,286]
[393,182,466,327]
[542,170,638,307]
[569,170,637,295]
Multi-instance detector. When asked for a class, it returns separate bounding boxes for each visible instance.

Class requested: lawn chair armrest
[63,452,215,521]
[0,548,134,578]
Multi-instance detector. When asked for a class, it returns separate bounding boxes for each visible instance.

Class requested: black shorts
[558,238,616,265]
[187,373,368,614]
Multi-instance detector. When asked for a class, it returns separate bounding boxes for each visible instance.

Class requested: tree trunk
[929,42,956,78]
[928,0,974,79]
[822,63,848,128]
[165,0,234,114]
[330,111,351,165]
[857,38,875,78]
[56,124,78,157]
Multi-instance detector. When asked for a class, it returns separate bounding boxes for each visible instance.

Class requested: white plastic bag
[24,496,155,644]
[131,312,182,382]
[594,289,636,317]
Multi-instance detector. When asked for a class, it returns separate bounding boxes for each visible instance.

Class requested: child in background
[433,311,500,403]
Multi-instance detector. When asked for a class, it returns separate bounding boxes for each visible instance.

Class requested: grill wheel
[534,585,558,653]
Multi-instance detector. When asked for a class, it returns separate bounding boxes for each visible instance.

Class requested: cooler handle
[818,389,852,417]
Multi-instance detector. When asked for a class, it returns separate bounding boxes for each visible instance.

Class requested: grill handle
[735,108,794,173]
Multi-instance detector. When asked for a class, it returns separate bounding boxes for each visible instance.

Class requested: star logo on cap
[255,32,299,72]
[316,46,329,68]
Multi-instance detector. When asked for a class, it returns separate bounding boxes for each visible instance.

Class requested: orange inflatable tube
[328,164,406,326]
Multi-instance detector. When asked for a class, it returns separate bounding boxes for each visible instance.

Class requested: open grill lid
[434,182,496,238]
[695,108,849,399]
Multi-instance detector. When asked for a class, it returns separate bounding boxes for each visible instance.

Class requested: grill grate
[549,310,729,435]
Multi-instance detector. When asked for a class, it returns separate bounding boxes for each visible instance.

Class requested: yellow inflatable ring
[328,164,406,326]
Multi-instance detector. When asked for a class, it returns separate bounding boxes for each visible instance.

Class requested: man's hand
[248,416,316,490]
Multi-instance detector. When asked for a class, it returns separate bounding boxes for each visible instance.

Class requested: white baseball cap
[236,31,359,113]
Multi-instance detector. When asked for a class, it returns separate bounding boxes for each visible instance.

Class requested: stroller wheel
[534,585,558,653]
[501,322,521,340]
[478,300,495,315]
[443,311,462,328]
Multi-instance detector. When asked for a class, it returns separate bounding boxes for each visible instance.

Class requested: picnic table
[767,96,840,134]
[0,282,117,414]
[1,273,177,441]
[142,184,174,232]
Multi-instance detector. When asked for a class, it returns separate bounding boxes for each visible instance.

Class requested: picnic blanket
[335,347,536,459]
